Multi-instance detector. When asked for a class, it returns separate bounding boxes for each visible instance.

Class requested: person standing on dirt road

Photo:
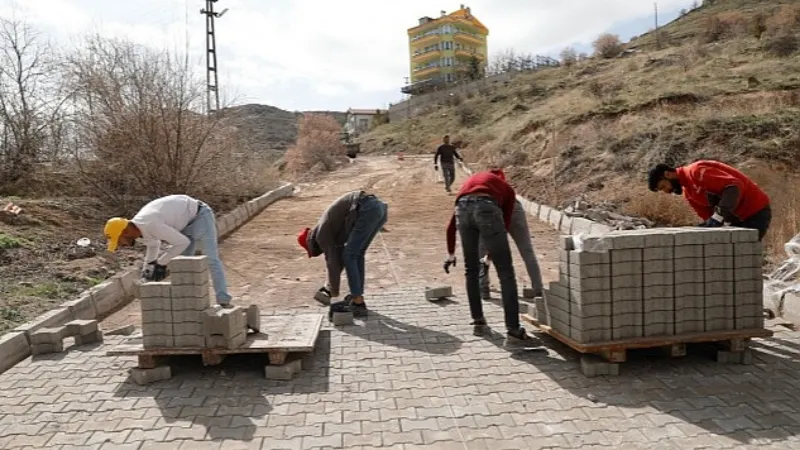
[478,168,545,301]
[298,190,389,318]
[434,135,463,194]
[443,170,531,342]
[648,160,771,241]
[104,194,233,306]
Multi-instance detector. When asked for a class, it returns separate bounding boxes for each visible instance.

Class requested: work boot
[344,295,369,318]
[506,326,531,342]
[314,287,332,305]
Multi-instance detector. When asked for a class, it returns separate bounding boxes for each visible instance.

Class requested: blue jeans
[343,195,388,297]
[181,203,232,305]
[456,195,519,331]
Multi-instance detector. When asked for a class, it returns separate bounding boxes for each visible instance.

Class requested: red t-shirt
[445,171,516,254]
[676,160,770,221]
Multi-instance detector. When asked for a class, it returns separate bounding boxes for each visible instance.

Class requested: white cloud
[0,0,696,110]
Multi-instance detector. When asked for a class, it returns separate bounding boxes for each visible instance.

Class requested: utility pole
[654,2,660,49]
[200,0,228,114]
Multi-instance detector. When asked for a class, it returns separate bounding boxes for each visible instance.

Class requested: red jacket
[676,160,769,221]
[446,171,516,254]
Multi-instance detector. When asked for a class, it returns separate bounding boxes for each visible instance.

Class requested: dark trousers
[442,162,456,191]
[733,206,772,241]
[456,195,520,331]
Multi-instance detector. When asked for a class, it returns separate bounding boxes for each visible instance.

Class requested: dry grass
[624,191,697,227]
[284,113,346,175]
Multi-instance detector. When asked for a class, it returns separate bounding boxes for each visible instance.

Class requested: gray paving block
[644,272,673,287]
[644,310,673,325]
[0,331,31,375]
[704,243,733,257]
[644,285,675,300]
[171,310,201,323]
[570,327,612,343]
[604,233,645,250]
[733,267,763,281]
[675,245,703,259]
[548,282,570,300]
[171,271,209,286]
[141,297,170,312]
[173,335,205,348]
[705,268,733,282]
[643,297,674,312]
[729,228,759,243]
[173,322,203,335]
[60,295,97,321]
[734,291,763,306]
[265,359,302,380]
[643,232,675,247]
[644,246,674,261]
[675,320,705,335]
[169,256,209,273]
[247,305,261,332]
[698,228,734,244]
[171,283,211,299]
[570,289,611,305]
[13,307,74,341]
[559,216,573,234]
[171,297,209,312]
[31,341,64,355]
[548,210,563,229]
[559,235,574,251]
[675,296,705,310]
[65,319,98,337]
[675,257,704,271]
[612,325,642,340]
[644,322,674,337]
[130,366,171,385]
[549,316,570,336]
[705,281,734,295]
[206,331,246,349]
[570,217,593,235]
[613,312,644,328]
[143,335,174,348]
[704,294,733,309]
[568,263,610,280]
[546,294,570,313]
[105,324,136,336]
[735,279,763,295]
[138,282,172,300]
[142,322,172,336]
[611,274,642,289]
[675,307,704,322]
[74,330,104,346]
[675,270,704,284]
[735,302,764,317]
[570,276,610,291]
[203,306,247,338]
[704,256,735,269]
[735,316,764,330]
[570,314,611,330]
[571,301,612,318]
[673,229,708,246]
[534,297,547,323]
[142,309,173,324]
[612,299,642,315]
[580,354,619,377]
[643,260,674,274]
[610,249,643,264]
[30,327,67,345]
[608,261,641,276]
[705,305,734,320]
[734,242,763,256]
[539,205,551,223]
[610,287,642,302]
[425,285,453,300]
[675,283,705,297]
[569,251,610,265]
[547,306,570,326]
[705,318,734,332]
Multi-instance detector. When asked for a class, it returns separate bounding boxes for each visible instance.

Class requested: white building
[344,108,388,137]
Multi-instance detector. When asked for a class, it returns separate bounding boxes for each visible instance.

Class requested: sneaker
[219,303,234,309]
[314,287,332,305]
[344,295,369,318]
[470,317,487,326]
[507,327,531,341]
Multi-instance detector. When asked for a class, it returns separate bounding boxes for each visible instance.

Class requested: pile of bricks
[29,319,103,355]
[538,227,764,344]
[139,255,256,349]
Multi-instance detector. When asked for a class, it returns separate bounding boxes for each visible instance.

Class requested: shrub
[766,4,800,35]
[763,33,799,57]
[284,114,346,174]
[749,13,767,39]
[700,16,727,43]
[593,33,623,59]
[456,104,480,127]
[560,47,578,67]
[625,191,696,227]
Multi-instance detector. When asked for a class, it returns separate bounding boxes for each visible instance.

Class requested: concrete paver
[2,156,800,449]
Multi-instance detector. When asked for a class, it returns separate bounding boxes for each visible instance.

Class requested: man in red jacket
[444,170,530,341]
[648,160,772,240]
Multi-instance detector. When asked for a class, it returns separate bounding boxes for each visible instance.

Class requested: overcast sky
[0,0,696,112]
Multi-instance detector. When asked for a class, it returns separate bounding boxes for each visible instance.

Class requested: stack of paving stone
[537,227,764,344]
[139,255,254,349]
[29,319,103,354]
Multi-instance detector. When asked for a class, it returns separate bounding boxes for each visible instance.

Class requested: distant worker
[434,135,464,194]
[298,190,388,318]
[648,160,771,240]
[479,168,544,301]
[443,170,531,342]
[104,194,233,306]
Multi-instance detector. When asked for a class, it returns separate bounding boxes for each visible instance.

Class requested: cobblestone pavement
[3,157,800,449]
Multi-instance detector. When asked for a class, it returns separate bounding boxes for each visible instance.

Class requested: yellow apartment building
[403,5,488,95]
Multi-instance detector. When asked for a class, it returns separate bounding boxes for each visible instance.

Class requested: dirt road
[103,155,560,327]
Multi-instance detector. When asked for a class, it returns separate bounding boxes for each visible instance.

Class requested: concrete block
[705,305,733,320]
[569,276,610,291]
[735,279,763,294]
[644,310,673,324]
[704,256,735,269]
[643,297,674,311]
[425,285,453,300]
[644,322,674,337]
[734,291,763,306]
[142,323,173,336]
[611,274,642,289]
[90,279,125,318]
[538,205,551,223]
[705,281,734,295]
[171,271,209,286]
[610,248,643,264]
[113,270,140,299]
[141,309,172,324]
[172,297,209,312]
[169,256,209,273]
[735,316,764,330]
[203,306,247,337]
[604,233,645,250]
[580,355,619,377]
[265,359,303,380]
[522,288,538,299]
[534,297,547,323]
[610,287,642,302]
[206,331,246,349]
[705,318,735,332]
[549,316,569,335]
[247,305,261,332]
[613,325,642,340]
[569,263,610,280]
[173,322,203,335]
[171,310,200,323]
[138,282,172,300]
[559,216,573,234]
[130,366,171,385]
[173,335,205,348]
[31,341,64,355]
[570,217,593,235]
[733,267,762,281]
[704,243,733,257]
[705,294,732,309]
[548,210,563,229]
[571,301,611,318]
[569,251,610,265]
[674,228,728,245]
[559,235,574,251]
[644,246,674,261]
[675,245,703,259]
[717,349,753,364]
[570,315,611,330]
[675,283,705,297]
[547,305,570,325]
[65,319,98,337]
[675,296,705,311]
[609,261,641,276]
[612,299,642,315]
[171,283,211,299]
[548,282,570,300]
[570,327,612,343]
[105,324,136,336]
[589,223,612,234]
[60,295,97,320]
[30,326,67,345]
[143,335,173,348]
[729,228,759,243]
[643,232,675,248]
[675,270,704,284]
[644,260,674,274]
[644,272,673,287]
[74,330,104,346]
[674,258,704,271]
[734,242,763,256]
[13,307,73,340]
[570,289,611,305]
[0,331,31,374]
[676,307,704,322]
[705,268,733,283]
[614,312,644,328]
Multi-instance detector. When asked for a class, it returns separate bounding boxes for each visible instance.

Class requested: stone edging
[455,162,611,235]
[0,182,295,375]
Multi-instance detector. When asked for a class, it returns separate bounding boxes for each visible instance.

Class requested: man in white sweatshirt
[103,194,232,306]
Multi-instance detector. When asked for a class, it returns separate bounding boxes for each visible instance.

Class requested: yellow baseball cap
[104,217,129,252]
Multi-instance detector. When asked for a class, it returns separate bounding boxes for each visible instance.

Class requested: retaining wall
[0,182,295,375]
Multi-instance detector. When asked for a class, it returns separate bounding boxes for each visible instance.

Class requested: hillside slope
[359,0,800,259]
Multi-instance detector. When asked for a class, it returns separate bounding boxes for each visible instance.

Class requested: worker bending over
[298,190,388,317]
[434,134,463,194]
[444,170,530,341]
[648,160,771,240]
[104,194,233,306]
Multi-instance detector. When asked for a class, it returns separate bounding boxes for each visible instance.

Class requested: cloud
[0,0,696,110]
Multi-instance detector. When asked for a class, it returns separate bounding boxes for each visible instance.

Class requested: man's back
[133,195,198,232]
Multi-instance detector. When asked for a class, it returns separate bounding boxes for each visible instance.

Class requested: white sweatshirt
[132,195,199,267]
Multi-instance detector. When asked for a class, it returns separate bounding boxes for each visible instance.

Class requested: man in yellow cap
[104,194,232,306]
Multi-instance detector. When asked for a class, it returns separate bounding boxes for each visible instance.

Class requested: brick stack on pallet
[538,227,765,344]
[139,256,254,349]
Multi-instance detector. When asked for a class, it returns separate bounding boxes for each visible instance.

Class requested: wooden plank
[106,314,324,357]
[522,313,774,354]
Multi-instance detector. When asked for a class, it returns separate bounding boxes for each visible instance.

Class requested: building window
[358,118,369,130]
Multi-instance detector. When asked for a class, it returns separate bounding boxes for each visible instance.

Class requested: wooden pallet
[106,314,324,368]
[521,313,773,363]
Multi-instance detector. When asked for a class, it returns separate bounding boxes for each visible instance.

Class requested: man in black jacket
[298,191,388,317]
[434,135,463,194]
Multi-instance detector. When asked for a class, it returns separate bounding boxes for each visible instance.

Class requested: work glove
[698,213,724,228]
[443,254,457,274]
[434,165,439,171]
[143,261,169,282]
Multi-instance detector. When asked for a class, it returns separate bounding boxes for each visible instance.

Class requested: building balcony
[411,49,442,62]
[401,76,446,95]
[413,65,441,78]
[455,49,485,60]
[453,31,483,45]
[410,33,440,46]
